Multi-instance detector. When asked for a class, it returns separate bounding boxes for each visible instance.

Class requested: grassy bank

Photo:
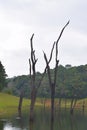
[0,93,30,117]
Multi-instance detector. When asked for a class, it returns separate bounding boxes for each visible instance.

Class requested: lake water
[0,110,87,130]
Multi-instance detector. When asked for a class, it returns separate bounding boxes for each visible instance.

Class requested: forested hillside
[4,64,87,99]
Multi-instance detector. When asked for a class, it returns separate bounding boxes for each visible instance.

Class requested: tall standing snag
[43,21,70,122]
[29,34,46,121]
[29,34,37,121]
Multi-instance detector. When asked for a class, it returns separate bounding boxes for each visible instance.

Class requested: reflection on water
[0,110,87,130]
[4,123,20,130]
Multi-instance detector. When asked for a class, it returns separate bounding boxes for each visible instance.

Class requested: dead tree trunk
[18,81,25,118]
[70,98,77,115]
[82,100,85,114]
[29,34,46,121]
[18,89,24,118]
[29,34,38,121]
[64,98,67,111]
[29,87,37,121]
[58,97,62,113]
[51,83,55,121]
[43,21,69,122]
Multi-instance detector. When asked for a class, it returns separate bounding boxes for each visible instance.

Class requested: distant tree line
[5,64,87,100]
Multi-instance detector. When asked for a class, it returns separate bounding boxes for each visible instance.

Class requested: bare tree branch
[56,21,70,45]
[29,59,31,78]
[56,20,70,61]
[43,51,52,86]
[49,42,56,64]
[54,60,59,86]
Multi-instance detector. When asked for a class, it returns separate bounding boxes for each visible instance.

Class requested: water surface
[0,110,87,130]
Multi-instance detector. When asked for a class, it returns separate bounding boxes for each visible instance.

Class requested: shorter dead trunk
[82,100,85,114]
[18,89,24,118]
[58,98,62,112]
[43,98,46,111]
[70,98,77,115]
[64,98,67,111]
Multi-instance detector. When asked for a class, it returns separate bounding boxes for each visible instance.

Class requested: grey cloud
[0,0,87,77]
[2,48,29,77]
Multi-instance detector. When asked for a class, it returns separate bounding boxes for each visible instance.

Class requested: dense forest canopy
[4,64,87,99]
[0,61,7,91]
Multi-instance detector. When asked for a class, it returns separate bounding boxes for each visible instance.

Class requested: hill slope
[0,93,29,117]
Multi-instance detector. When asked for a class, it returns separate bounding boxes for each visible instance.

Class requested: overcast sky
[0,0,87,77]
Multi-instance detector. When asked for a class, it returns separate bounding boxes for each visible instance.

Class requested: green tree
[0,61,7,91]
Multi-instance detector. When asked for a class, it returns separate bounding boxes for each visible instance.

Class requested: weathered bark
[29,34,46,121]
[29,87,37,121]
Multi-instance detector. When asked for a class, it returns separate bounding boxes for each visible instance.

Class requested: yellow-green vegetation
[36,98,87,113]
[0,93,43,118]
[0,92,87,118]
[0,93,30,118]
